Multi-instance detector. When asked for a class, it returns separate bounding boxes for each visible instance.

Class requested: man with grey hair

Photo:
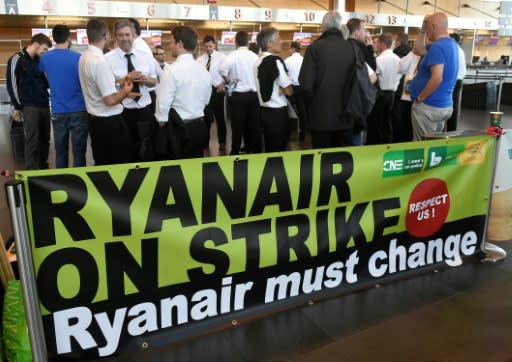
[105,19,157,161]
[255,27,293,152]
[299,11,356,148]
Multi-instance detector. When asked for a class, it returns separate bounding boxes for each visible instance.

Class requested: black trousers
[311,129,353,149]
[291,85,308,138]
[229,91,261,155]
[446,79,463,132]
[392,76,405,142]
[261,106,289,152]
[122,105,155,162]
[165,117,208,159]
[205,87,227,144]
[396,100,413,142]
[88,113,134,165]
[366,90,394,145]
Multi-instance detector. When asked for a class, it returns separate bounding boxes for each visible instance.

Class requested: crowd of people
[5,10,465,170]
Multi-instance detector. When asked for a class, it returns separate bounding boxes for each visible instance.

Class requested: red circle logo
[406,178,450,238]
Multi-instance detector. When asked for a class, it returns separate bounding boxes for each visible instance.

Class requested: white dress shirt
[397,51,420,101]
[155,53,212,123]
[197,50,226,88]
[218,46,258,93]
[105,47,156,109]
[284,52,303,86]
[255,52,292,108]
[456,46,467,80]
[133,36,153,56]
[376,48,401,91]
[78,44,122,117]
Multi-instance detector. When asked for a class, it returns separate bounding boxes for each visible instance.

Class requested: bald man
[408,12,459,140]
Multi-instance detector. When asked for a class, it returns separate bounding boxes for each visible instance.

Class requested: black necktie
[125,53,140,99]
[206,54,211,71]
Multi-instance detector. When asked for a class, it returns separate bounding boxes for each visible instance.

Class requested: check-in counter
[462,65,512,110]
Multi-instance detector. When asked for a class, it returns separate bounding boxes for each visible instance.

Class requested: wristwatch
[415,96,423,103]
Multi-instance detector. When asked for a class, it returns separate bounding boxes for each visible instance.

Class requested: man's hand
[11,109,23,122]
[128,70,144,84]
[421,15,429,33]
[122,76,141,99]
[216,82,226,93]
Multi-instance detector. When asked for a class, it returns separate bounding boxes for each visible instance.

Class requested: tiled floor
[1,106,511,361]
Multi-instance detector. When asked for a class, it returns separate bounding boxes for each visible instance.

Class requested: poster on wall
[488,36,499,45]
[76,29,88,45]
[474,35,485,46]
[221,31,236,45]
[292,32,312,46]
[140,30,162,46]
[31,28,54,44]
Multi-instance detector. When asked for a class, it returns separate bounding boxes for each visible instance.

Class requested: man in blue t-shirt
[40,24,88,168]
[408,12,458,141]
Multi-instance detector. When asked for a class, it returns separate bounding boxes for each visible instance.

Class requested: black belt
[184,117,204,125]
[88,113,121,120]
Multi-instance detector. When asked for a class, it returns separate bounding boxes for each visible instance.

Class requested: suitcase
[10,120,25,162]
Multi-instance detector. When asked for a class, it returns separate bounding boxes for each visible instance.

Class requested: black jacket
[6,48,49,110]
[299,28,355,131]
[394,44,411,58]
[348,38,377,71]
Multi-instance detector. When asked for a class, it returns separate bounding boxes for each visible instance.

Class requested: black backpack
[344,41,377,130]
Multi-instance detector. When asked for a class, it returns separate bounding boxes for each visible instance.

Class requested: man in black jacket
[346,18,376,71]
[6,33,52,169]
[393,32,411,58]
[299,11,355,148]
[346,17,377,145]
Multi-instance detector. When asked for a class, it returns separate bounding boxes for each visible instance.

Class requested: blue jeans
[353,130,364,146]
[52,112,88,168]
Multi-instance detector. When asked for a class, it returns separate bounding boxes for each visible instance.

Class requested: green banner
[19,135,494,358]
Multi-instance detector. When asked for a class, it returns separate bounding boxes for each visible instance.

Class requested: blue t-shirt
[40,48,86,113]
[409,37,459,108]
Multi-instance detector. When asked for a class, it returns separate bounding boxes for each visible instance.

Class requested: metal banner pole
[5,180,48,361]
[480,131,507,262]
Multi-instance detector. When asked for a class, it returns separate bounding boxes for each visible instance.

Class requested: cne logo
[383,159,403,171]
[383,149,424,177]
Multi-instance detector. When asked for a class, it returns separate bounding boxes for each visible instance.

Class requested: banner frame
[5,180,48,362]
[6,132,505,359]
[423,130,506,262]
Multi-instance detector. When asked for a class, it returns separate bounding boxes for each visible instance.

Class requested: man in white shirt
[219,31,261,155]
[366,32,401,145]
[256,27,294,152]
[284,41,307,142]
[197,35,227,151]
[79,19,138,165]
[155,26,212,159]
[106,19,157,162]
[128,18,161,118]
[128,18,153,56]
[396,51,421,142]
[447,33,467,131]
